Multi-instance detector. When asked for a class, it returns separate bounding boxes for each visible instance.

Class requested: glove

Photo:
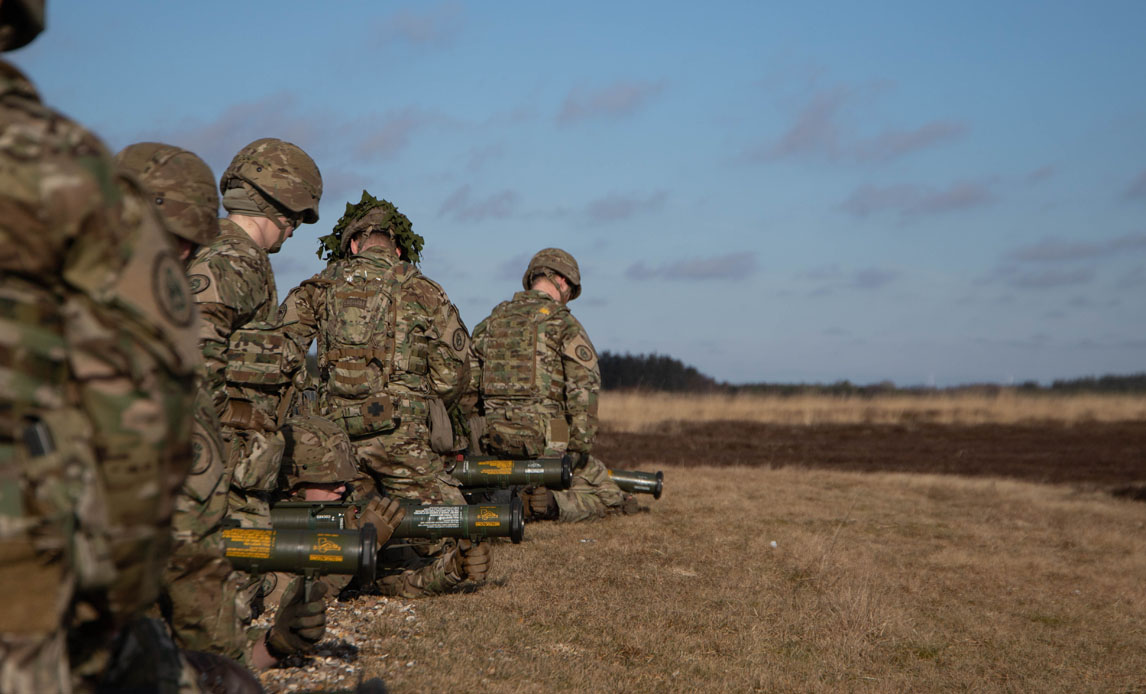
[456,539,491,582]
[266,579,328,657]
[620,493,640,515]
[355,495,406,548]
[519,486,558,521]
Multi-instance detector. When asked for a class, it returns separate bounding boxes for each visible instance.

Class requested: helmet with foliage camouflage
[280,415,359,489]
[0,0,44,51]
[114,142,220,246]
[523,248,581,300]
[219,138,322,225]
[317,190,424,263]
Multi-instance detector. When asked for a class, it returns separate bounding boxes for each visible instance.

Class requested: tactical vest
[316,259,422,437]
[481,296,566,406]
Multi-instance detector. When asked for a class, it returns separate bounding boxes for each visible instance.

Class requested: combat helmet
[280,415,359,489]
[114,142,220,246]
[523,248,581,300]
[0,0,45,52]
[317,190,424,263]
[219,138,322,253]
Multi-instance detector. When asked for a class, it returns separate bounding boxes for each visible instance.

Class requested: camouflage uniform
[281,195,484,597]
[472,249,628,522]
[0,27,198,694]
[185,138,320,662]
[114,143,248,664]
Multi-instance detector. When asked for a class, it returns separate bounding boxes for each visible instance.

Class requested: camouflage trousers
[160,534,249,665]
[353,420,476,597]
[552,455,628,523]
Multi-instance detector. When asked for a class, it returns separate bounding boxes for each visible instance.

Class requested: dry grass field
[258,392,1146,692]
[262,472,1146,693]
[600,390,1146,431]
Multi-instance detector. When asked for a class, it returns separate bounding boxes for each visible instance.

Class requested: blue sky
[12,1,1146,386]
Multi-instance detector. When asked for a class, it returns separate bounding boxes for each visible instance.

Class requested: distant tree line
[599,350,1146,395]
[598,351,721,392]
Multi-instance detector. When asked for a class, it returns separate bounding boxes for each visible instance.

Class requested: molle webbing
[481,304,541,399]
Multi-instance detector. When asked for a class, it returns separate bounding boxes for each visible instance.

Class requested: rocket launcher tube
[221,525,377,583]
[270,499,525,544]
[451,455,573,490]
[395,498,524,544]
[608,469,664,499]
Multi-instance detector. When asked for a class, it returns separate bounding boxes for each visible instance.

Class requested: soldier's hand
[457,539,491,582]
[267,579,328,656]
[519,486,558,521]
[356,495,406,548]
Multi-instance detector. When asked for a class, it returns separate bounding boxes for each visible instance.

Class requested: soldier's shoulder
[400,264,452,307]
[0,62,119,205]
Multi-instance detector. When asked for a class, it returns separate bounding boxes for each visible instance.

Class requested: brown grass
[600,390,1146,431]
[321,466,1146,694]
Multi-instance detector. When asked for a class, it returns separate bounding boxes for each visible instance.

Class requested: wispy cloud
[497,252,532,281]
[838,181,995,218]
[626,252,758,281]
[1004,233,1146,263]
[743,84,968,164]
[380,1,465,47]
[439,185,520,223]
[1025,164,1056,184]
[352,108,443,161]
[1004,267,1096,289]
[557,80,665,125]
[1116,265,1146,289]
[1122,170,1146,201]
[584,191,668,223]
[132,95,446,178]
[798,264,901,295]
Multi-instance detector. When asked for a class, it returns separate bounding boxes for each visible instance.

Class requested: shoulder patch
[153,251,195,327]
[563,332,597,366]
[443,306,469,358]
[188,273,211,295]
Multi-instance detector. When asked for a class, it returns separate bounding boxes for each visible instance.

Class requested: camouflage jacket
[280,247,469,437]
[1,59,199,614]
[472,290,599,456]
[187,219,297,430]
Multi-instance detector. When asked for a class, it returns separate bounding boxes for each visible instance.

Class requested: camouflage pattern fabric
[186,216,297,661]
[113,142,220,246]
[472,289,600,457]
[0,59,198,693]
[472,289,627,520]
[552,455,628,522]
[186,219,279,419]
[280,247,469,494]
[280,415,359,490]
[116,141,251,668]
[281,246,476,596]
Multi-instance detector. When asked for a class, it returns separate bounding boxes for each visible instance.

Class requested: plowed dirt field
[596,421,1146,499]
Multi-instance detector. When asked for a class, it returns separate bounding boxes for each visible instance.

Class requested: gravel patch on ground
[255,593,419,693]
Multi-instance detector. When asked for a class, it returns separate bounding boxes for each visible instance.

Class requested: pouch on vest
[321,279,399,399]
[427,398,455,454]
[483,413,546,458]
[330,394,397,438]
[226,322,297,389]
[12,408,116,592]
